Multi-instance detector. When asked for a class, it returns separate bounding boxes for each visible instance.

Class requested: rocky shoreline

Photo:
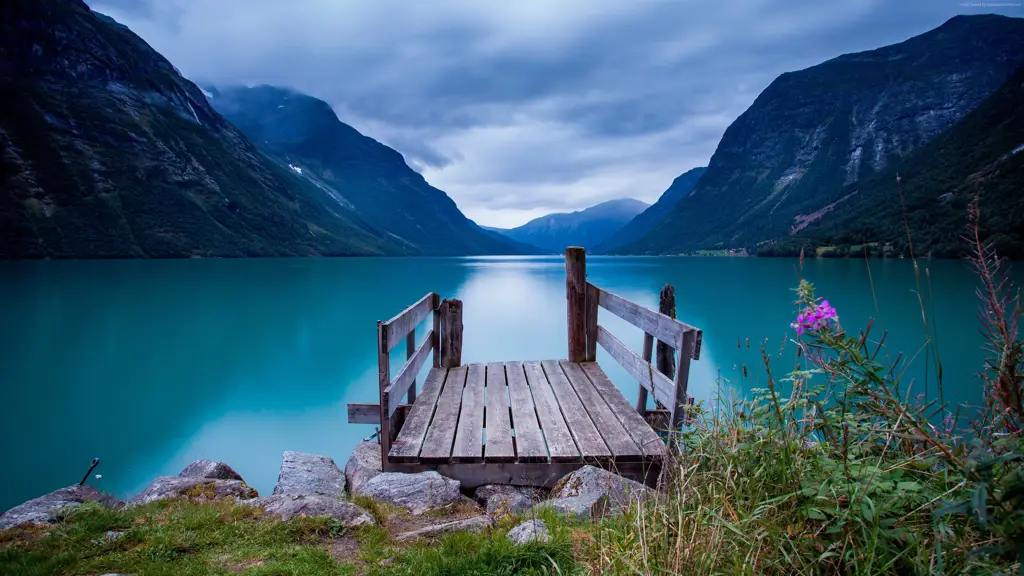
[0,442,654,548]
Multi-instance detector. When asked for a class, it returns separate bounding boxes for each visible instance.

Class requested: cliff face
[623,15,1024,254]
[490,198,649,253]
[208,85,536,256]
[0,0,399,258]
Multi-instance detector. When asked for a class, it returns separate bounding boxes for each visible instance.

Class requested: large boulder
[538,466,652,520]
[273,451,346,497]
[252,494,375,526]
[0,485,124,530]
[395,516,491,541]
[344,441,381,494]
[358,471,460,515]
[474,485,534,520]
[130,477,258,506]
[507,519,550,546]
[179,460,243,481]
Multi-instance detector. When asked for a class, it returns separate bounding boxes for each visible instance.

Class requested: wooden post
[405,331,417,404]
[657,284,677,383]
[440,299,463,368]
[670,329,695,430]
[431,293,441,368]
[585,283,599,362]
[377,321,394,471]
[638,333,653,412]
[565,247,587,362]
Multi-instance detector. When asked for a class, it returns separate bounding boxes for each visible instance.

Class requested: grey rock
[345,441,381,494]
[537,466,651,520]
[179,459,243,481]
[273,451,346,497]
[0,485,125,530]
[507,519,550,546]
[474,485,535,520]
[395,515,491,541]
[130,477,258,506]
[253,494,374,526]
[103,530,125,542]
[358,471,461,515]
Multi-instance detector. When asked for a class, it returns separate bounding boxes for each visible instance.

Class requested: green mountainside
[208,85,534,256]
[619,15,1024,256]
[0,0,399,258]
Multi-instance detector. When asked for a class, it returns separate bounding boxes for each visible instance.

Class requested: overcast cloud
[87,0,1022,227]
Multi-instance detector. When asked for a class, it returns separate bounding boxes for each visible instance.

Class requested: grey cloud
[86,0,1023,226]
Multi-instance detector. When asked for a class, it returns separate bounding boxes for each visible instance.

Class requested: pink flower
[791,298,839,335]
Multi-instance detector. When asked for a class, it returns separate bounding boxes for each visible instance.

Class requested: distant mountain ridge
[207,85,533,256]
[0,0,403,258]
[490,198,649,253]
[619,15,1024,255]
[597,167,706,253]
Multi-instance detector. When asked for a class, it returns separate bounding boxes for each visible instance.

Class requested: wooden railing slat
[348,402,381,424]
[386,329,434,415]
[596,324,674,408]
[595,285,701,356]
[384,293,436,351]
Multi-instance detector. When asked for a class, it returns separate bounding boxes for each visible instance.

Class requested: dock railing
[565,246,701,430]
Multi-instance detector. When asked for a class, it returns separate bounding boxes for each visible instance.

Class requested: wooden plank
[440,299,464,368]
[484,362,515,462]
[385,329,433,416]
[539,360,610,460]
[452,364,485,462]
[565,247,587,362]
[420,365,467,461]
[523,361,579,461]
[559,360,640,460]
[585,282,599,362]
[596,325,674,409]
[505,361,547,463]
[596,286,688,353]
[389,367,447,462]
[384,293,435,351]
[580,362,667,458]
[348,403,381,424]
[389,460,662,489]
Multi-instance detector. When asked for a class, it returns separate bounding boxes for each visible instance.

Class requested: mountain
[619,15,1024,255]
[207,85,533,256]
[0,0,402,258]
[762,61,1024,259]
[490,198,649,253]
[596,167,706,253]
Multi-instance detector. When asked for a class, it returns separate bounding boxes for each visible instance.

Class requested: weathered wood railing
[565,246,701,430]
[347,292,464,471]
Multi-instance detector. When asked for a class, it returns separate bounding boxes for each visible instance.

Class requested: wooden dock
[348,247,702,488]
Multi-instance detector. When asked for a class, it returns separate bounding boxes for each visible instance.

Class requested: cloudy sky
[88,0,1022,227]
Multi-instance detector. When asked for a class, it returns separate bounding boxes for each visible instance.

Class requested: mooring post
[657,284,677,384]
[440,298,463,368]
[565,247,587,362]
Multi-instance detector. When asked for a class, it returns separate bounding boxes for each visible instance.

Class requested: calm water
[0,256,1013,511]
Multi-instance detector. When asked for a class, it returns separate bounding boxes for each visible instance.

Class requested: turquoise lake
[0,256,1014,511]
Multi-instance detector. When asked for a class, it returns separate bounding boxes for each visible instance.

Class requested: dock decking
[348,247,702,488]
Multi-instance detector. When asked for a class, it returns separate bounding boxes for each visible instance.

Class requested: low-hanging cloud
[87,0,1022,227]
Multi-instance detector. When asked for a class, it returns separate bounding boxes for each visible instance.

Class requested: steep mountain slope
[597,167,706,253]
[622,15,1024,255]
[764,62,1024,259]
[0,0,399,258]
[208,85,533,256]
[490,199,649,253]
